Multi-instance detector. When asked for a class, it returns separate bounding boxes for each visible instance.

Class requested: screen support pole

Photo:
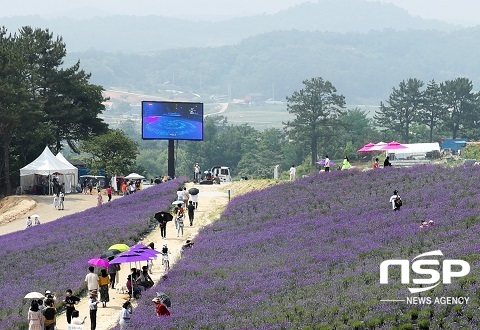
[168,139,175,178]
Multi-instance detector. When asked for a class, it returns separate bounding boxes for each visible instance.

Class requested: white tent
[125,173,145,180]
[55,152,79,193]
[389,143,440,159]
[20,146,78,194]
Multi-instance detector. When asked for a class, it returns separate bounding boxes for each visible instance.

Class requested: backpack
[394,196,403,207]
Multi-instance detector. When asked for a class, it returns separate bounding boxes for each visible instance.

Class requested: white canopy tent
[55,152,79,193]
[388,143,440,160]
[20,146,78,194]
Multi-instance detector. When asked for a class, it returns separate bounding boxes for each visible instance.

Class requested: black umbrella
[156,291,171,307]
[188,187,199,195]
[100,249,121,260]
[154,211,173,222]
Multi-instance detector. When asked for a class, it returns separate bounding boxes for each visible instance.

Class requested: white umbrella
[172,201,184,205]
[30,214,40,218]
[24,292,45,299]
[125,173,145,180]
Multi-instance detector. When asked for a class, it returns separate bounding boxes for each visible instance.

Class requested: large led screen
[142,101,204,140]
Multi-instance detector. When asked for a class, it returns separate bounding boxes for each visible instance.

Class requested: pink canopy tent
[357,142,376,152]
[380,141,408,150]
[368,141,388,151]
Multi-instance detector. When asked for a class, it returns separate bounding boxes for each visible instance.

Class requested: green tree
[284,77,346,166]
[0,28,33,195]
[420,80,447,142]
[17,27,108,153]
[80,129,139,176]
[441,77,480,139]
[374,78,424,144]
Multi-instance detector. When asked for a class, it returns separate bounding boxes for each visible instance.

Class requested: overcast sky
[1,0,479,26]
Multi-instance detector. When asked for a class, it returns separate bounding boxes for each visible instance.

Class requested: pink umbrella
[357,142,376,152]
[88,258,110,268]
[380,141,408,150]
[368,141,388,151]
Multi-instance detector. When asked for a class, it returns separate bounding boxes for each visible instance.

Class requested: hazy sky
[1,0,479,26]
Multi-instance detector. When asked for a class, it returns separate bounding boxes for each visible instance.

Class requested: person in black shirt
[187,201,195,226]
[63,289,81,324]
[383,156,392,167]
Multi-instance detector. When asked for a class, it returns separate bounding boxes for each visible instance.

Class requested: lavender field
[0,179,181,329]
[120,165,479,329]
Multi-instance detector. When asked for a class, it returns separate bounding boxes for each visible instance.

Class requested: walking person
[159,213,168,240]
[389,190,402,211]
[85,266,99,294]
[63,289,80,324]
[190,192,199,209]
[98,269,110,307]
[97,191,103,206]
[324,155,330,172]
[177,211,184,237]
[289,165,296,181]
[88,290,100,330]
[58,191,65,210]
[34,216,41,226]
[107,186,112,202]
[194,163,200,183]
[187,201,195,226]
[182,187,189,206]
[28,301,43,330]
[43,298,56,330]
[108,262,120,289]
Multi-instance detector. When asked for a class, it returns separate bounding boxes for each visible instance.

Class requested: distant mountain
[65,27,480,106]
[0,0,454,53]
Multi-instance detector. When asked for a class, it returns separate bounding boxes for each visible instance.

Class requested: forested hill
[1,0,453,53]
[66,28,480,104]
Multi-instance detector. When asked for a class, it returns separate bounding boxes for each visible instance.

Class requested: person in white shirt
[324,156,330,172]
[71,310,87,325]
[119,300,133,329]
[389,190,402,211]
[289,165,296,181]
[85,266,99,293]
[26,216,32,228]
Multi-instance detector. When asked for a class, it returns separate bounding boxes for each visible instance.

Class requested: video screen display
[142,101,204,140]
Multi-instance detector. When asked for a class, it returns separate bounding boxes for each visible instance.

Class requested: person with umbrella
[152,297,170,316]
[189,189,199,209]
[155,212,171,240]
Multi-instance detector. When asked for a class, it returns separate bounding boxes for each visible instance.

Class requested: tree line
[2,25,480,194]
[0,26,107,195]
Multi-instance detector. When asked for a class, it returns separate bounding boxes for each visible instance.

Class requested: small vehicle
[210,166,232,182]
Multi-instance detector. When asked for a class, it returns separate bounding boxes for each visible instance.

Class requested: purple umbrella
[109,253,151,264]
[88,258,110,268]
[316,159,337,166]
[130,244,161,255]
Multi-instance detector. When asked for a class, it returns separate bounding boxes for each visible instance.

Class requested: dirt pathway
[53,182,232,330]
